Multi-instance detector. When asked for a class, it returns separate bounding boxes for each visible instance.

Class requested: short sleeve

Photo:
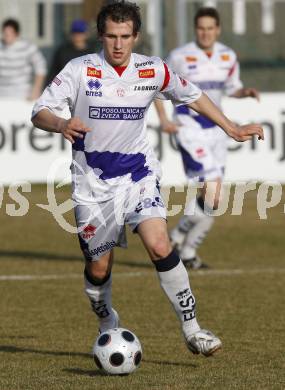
[28,44,47,76]
[32,60,79,118]
[224,58,243,96]
[155,62,202,105]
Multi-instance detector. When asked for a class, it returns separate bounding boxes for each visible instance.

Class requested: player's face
[2,26,18,45]
[195,16,220,51]
[101,18,138,67]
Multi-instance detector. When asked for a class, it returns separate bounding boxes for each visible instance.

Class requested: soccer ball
[93,328,142,375]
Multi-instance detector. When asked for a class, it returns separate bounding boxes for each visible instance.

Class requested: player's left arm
[189,93,264,142]
[230,87,260,101]
[225,55,260,101]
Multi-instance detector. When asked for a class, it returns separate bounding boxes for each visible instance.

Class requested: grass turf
[0,184,284,389]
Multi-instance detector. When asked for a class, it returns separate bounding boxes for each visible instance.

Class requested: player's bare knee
[85,258,111,282]
[151,235,172,259]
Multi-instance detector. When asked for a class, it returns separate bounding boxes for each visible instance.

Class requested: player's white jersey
[166,41,243,129]
[32,51,201,203]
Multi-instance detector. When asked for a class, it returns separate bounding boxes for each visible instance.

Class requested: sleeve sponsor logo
[89,106,146,120]
[87,67,102,78]
[138,69,155,78]
[52,77,62,86]
[185,56,197,62]
[221,54,230,61]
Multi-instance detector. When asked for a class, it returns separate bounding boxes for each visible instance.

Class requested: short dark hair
[194,7,220,27]
[97,1,141,36]
[2,18,20,34]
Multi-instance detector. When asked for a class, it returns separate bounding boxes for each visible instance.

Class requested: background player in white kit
[31,2,263,357]
[155,7,259,269]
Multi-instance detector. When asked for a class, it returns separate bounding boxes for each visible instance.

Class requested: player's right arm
[31,59,91,143]
[32,110,91,144]
[154,99,177,134]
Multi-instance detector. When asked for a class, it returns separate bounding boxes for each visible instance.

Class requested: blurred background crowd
[0,0,284,101]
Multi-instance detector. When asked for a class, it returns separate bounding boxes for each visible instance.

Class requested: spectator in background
[46,19,95,85]
[0,18,47,100]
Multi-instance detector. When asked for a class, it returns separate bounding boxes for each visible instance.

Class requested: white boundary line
[0,268,285,281]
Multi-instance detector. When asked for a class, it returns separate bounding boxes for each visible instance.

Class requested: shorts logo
[89,241,116,257]
[87,67,102,78]
[196,148,206,158]
[139,69,155,78]
[135,196,164,214]
[82,224,96,239]
[89,106,146,120]
[185,56,197,62]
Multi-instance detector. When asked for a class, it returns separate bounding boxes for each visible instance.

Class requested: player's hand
[59,117,91,144]
[160,119,178,134]
[243,88,260,102]
[230,124,264,142]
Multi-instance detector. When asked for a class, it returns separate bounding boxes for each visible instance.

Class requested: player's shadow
[0,249,153,269]
[116,259,152,269]
[64,368,108,377]
[0,344,90,359]
[0,250,82,262]
[143,358,198,368]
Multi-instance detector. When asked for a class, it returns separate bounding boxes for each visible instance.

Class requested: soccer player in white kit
[31,2,263,357]
[155,7,259,269]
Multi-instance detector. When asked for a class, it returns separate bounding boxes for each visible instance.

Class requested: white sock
[181,197,214,259]
[84,269,117,332]
[153,250,200,338]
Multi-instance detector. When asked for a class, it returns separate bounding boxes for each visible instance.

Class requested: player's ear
[133,32,139,43]
[216,25,221,37]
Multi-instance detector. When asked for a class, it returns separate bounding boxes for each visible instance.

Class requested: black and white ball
[93,328,142,375]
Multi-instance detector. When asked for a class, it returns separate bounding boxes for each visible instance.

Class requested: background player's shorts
[176,124,228,181]
[75,178,166,261]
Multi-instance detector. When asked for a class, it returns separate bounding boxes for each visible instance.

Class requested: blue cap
[71,19,88,33]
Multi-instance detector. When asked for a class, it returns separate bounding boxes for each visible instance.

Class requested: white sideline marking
[0,268,285,282]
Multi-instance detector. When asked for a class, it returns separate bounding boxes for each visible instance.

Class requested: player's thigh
[201,177,223,208]
[211,127,228,174]
[137,217,171,260]
[74,201,126,263]
[125,179,169,260]
[85,250,114,280]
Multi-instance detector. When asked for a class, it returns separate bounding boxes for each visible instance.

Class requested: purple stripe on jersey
[175,105,215,129]
[178,144,204,175]
[85,150,152,182]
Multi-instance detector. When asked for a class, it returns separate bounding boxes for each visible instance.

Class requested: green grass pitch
[0,185,284,389]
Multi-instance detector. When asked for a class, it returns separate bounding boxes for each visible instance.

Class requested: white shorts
[176,124,228,181]
[75,178,166,261]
